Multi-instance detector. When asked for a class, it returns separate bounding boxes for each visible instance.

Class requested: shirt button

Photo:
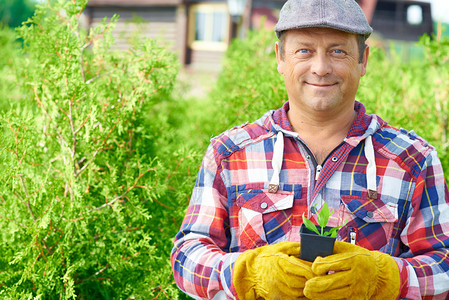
[310,206,316,214]
[366,211,374,218]
[260,202,268,209]
[306,155,311,160]
[331,156,338,162]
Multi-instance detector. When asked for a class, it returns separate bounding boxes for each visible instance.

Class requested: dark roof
[86,0,183,6]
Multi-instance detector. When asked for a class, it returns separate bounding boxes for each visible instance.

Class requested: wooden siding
[187,49,224,71]
[88,6,180,53]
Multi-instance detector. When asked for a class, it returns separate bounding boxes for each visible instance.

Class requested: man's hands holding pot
[233,241,401,300]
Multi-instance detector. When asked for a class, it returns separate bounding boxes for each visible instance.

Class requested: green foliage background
[0,1,448,299]
[0,0,196,298]
[0,0,36,28]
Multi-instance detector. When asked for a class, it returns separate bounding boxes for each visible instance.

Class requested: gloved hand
[233,241,314,300]
[304,241,400,300]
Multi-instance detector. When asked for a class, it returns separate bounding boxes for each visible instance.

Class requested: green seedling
[302,202,344,238]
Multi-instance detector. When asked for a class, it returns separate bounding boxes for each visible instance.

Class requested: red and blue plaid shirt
[171,101,449,299]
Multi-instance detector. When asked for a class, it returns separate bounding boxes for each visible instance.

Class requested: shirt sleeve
[395,149,449,299]
[171,143,239,299]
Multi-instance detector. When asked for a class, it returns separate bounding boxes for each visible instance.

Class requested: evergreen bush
[0,0,187,298]
[0,24,22,112]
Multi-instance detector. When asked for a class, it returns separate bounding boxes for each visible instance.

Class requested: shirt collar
[271,100,377,138]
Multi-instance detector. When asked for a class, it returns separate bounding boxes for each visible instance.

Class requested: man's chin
[307,98,340,112]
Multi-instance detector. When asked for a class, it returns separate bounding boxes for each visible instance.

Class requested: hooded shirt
[171,101,449,300]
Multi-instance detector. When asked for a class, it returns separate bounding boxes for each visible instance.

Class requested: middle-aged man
[171,0,449,299]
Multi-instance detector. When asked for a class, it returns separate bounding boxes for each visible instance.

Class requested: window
[407,5,423,25]
[189,4,230,51]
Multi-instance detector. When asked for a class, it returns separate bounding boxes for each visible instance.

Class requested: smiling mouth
[306,82,337,87]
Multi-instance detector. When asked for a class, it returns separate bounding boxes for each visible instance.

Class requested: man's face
[275,27,369,116]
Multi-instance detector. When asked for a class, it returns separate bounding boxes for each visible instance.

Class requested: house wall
[85,5,186,62]
[84,0,284,71]
[85,2,226,71]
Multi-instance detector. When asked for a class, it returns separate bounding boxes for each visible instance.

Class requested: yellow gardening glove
[304,241,400,300]
[233,241,314,300]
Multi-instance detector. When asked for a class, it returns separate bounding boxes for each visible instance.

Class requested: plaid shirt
[171,101,449,299]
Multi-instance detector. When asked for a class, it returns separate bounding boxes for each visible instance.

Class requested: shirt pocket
[340,195,398,250]
[235,187,295,250]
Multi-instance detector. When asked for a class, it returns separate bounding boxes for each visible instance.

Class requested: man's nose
[310,53,332,76]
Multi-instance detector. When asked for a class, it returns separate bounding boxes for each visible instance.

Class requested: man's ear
[360,44,369,77]
[275,42,284,75]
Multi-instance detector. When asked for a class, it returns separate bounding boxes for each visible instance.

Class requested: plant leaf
[327,226,342,238]
[317,202,330,228]
[302,213,320,235]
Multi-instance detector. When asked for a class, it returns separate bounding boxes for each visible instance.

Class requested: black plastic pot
[299,223,336,262]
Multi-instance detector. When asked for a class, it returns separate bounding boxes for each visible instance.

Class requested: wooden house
[85,0,286,71]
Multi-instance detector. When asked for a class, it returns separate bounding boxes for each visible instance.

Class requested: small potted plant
[300,202,343,262]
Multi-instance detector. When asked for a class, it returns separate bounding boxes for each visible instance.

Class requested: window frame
[188,3,230,51]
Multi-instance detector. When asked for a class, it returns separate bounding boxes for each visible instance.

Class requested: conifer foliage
[0,0,181,298]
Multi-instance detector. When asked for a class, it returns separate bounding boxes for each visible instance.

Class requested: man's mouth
[306,82,337,87]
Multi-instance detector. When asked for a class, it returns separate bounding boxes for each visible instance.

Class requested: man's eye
[298,49,309,54]
[333,49,344,54]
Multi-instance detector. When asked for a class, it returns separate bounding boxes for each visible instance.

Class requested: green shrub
[0,0,36,28]
[0,0,185,298]
[0,24,23,112]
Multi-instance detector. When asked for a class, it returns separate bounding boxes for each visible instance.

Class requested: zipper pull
[348,227,358,245]
[315,164,322,181]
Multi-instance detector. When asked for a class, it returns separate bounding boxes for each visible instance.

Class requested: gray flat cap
[274,0,373,39]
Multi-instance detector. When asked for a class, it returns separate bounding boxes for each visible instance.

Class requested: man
[171,0,449,299]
